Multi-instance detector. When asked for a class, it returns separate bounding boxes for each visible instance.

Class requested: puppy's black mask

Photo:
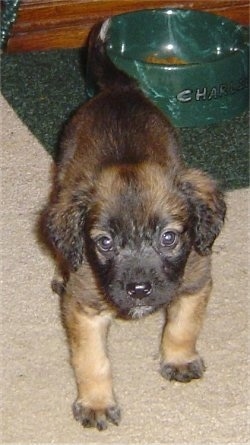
[86,230,192,319]
[83,165,194,319]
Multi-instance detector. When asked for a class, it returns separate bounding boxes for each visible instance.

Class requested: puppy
[42,21,226,430]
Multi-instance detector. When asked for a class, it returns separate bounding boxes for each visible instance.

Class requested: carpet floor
[1,89,249,444]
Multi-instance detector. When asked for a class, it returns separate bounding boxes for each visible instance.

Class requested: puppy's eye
[160,230,178,247]
[96,235,114,252]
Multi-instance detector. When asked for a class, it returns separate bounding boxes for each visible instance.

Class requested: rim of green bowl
[105,8,248,70]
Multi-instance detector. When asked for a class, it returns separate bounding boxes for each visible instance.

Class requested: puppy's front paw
[160,357,205,383]
[73,399,121,431]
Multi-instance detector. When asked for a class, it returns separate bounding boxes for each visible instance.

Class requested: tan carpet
[1,94,249,444]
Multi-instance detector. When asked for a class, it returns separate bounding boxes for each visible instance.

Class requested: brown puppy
[42,21,226,430]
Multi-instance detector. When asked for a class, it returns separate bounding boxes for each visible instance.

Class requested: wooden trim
[6,0,249,52]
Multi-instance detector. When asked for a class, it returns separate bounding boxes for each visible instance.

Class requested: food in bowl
[145,54,189,65]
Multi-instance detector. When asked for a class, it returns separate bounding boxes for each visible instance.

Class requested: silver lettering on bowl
[176,78,248,103]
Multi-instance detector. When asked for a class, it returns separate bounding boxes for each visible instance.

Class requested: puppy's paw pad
[161,357,205,383]
[72,400,121,430]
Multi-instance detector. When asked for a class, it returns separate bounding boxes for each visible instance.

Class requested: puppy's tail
[87,19,137,92]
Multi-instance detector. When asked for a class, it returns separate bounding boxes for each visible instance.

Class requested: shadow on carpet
[1,49,249,190]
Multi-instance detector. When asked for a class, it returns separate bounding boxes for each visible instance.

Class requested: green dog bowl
[88,9,249,127]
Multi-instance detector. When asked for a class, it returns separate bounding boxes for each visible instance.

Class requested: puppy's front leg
[62,296,120,430]
[160,280,211,382]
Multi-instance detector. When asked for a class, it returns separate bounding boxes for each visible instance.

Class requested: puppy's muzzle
[126,281,152,299]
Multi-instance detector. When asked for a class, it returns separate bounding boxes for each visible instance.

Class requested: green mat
[1,49,249,190]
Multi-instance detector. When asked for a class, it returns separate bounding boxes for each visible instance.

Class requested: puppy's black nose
[126,281,152,299]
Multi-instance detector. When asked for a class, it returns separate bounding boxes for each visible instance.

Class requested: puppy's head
[44,163,225,319]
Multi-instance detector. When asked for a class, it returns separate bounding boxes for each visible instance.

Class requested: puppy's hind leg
[62,295,121,430]
[160,280,211,383]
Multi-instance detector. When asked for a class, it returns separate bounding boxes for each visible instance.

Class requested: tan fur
[63,295,114,410]
[161,280,211,365]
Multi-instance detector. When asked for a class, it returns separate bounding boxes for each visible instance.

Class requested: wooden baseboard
[6,0,249,53]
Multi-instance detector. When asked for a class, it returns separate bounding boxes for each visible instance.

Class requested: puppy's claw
[161,357,205,383]
[106,405,121,425]
[72,400,121,430]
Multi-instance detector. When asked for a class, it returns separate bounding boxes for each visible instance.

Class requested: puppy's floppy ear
[43,196,87,271]
[180,169,226,255]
